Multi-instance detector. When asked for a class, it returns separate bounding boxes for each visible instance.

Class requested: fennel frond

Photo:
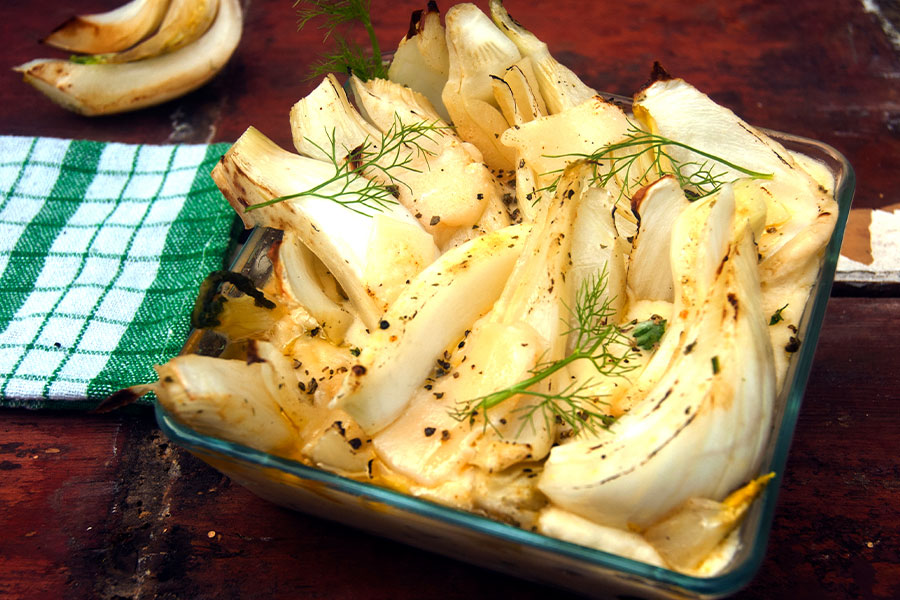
[246,116,447,216]
[538,121,773,203]
[451,270,637,438]
[296,0,387,80]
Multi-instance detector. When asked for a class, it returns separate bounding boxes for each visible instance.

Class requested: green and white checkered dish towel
[0,136,236,409]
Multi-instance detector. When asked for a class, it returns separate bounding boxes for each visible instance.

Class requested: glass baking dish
[155,126,854,599]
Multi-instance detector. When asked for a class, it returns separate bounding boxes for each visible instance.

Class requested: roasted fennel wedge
[17,0,241,116]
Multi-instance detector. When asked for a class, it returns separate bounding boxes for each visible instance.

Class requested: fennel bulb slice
[211,126,436,329]
[539,189,776,530]
[387,2,451,122]
[334,224,529,433]
[442,3,520,172]
[489,0,596,114]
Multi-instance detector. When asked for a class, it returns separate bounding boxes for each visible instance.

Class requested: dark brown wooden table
[2,1,898,598]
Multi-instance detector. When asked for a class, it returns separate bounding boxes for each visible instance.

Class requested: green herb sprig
[536,121,773,204]
[450,270,638,438]
[295,0,387,80]
[245,116,446,216]
[69,54,108,65]
[630,315,667,350]
[769,304,788,325]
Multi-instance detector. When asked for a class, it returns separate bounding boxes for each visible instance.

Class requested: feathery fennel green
[451,270,638,438]
[537,120,773,204]
[245,117,447,216]
[295,0,387,80]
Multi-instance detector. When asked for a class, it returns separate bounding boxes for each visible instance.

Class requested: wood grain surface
[1,0,898,598]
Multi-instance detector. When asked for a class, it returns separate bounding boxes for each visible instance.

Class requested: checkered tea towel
[0,136,236,409]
